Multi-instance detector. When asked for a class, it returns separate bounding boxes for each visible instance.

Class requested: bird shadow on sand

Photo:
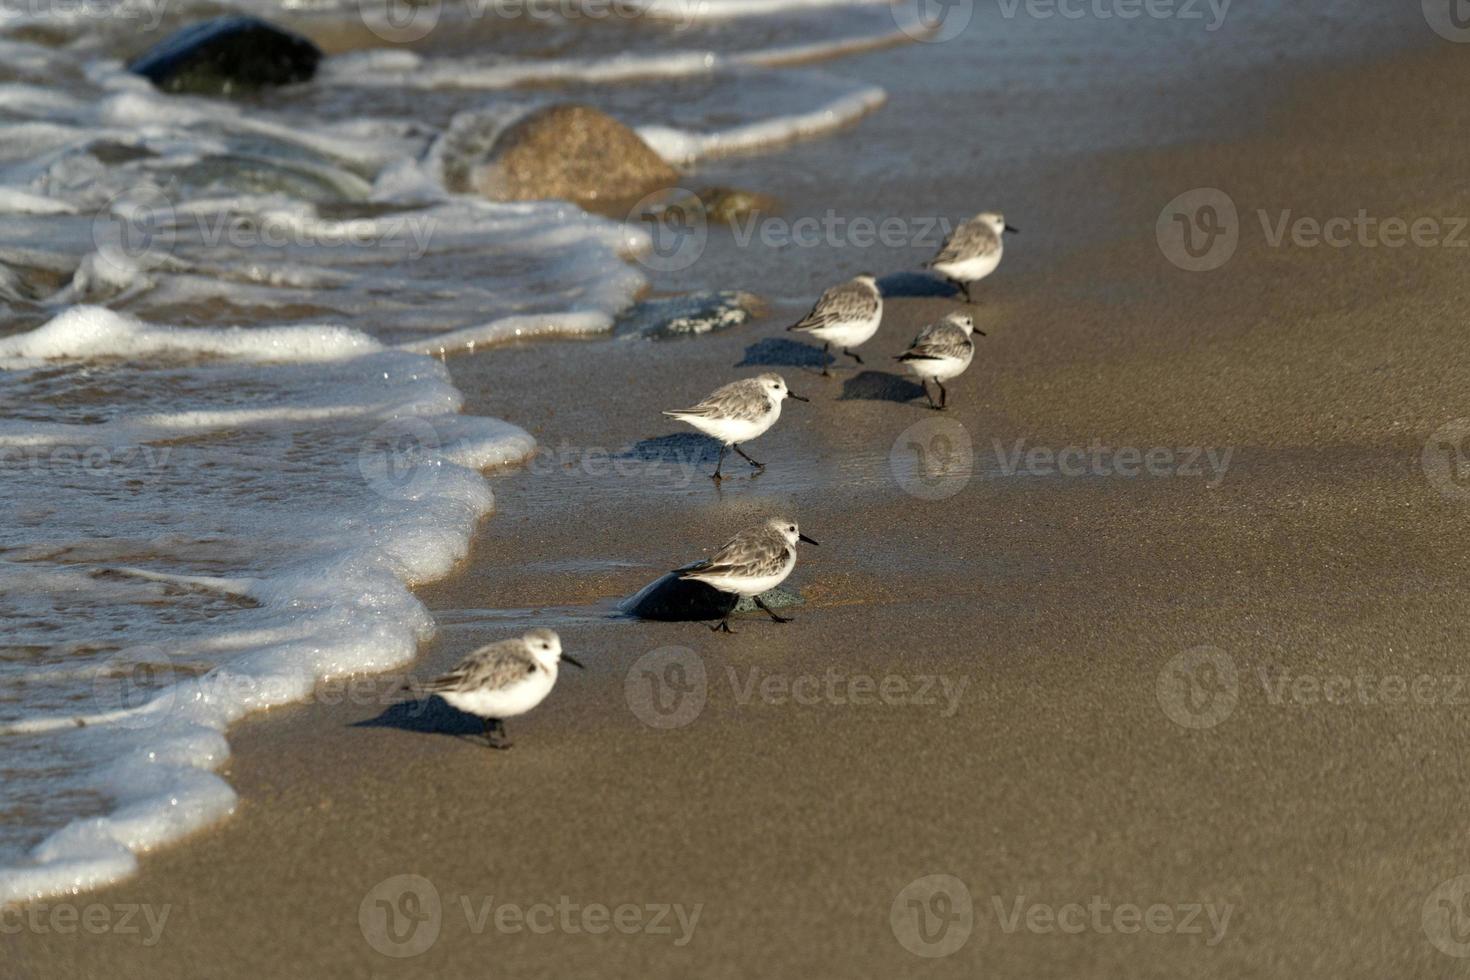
[838,370,927,405]
[618,431,723,465]
[352,696,483,740]
[735,336,834,373]
[876,271,963,299]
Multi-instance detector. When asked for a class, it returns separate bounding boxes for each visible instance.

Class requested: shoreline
[16,17,1470,980]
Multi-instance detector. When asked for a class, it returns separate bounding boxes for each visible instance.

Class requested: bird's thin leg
[484,718,514,750]
[844,348,863,365]
[821,342,832,378]
[921,379,938,410]
[959,281,972,303]
[709,616,735,634]
[711,444,726,481]
[733,444,764,469]
[936,379,948,411]
[753,595,793,624]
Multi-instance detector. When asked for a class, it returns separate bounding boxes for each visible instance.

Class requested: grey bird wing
[926,219,1000,267]
[662,378,767,423]
[677,527,788,580]
[896,322,972,362]
[788,279,879,332]
[420,641,536,693]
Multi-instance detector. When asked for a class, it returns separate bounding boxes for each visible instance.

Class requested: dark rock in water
[698,187,777,225]
[615,290,765,340]
[128,17,322,96]
[470,104,677,205]
[620,568,802,622]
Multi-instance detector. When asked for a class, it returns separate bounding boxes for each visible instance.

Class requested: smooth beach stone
[615,290,765,340]
[620,569,801,622]
[470,104,678,205]
[128,16,322,96]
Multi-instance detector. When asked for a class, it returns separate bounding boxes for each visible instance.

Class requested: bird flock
[404,210,1016,748]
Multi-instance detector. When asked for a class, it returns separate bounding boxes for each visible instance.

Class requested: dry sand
[14,31,1470,980]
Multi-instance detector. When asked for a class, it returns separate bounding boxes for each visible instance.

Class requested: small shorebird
[786,274,883,376]
[895,311,984,411]
[405,628,582,750]
[662,373,808,481]
[925,212,1018,302]
[678,517,818,633]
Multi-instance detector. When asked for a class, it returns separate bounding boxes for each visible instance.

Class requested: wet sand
[15,25,1470,980]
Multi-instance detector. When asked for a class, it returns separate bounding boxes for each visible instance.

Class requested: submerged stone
[615,290,764,340]
[128,17,322,96]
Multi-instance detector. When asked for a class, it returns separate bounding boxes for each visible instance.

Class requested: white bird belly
[677,410,776,446]
[442,672,554,719]
[904,352,972,382]
[806,311,882,348]
[692,567,792,597]
[934,251,1001,283]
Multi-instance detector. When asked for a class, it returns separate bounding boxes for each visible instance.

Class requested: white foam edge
[638,80,886,164]
[0,307,536,906]
[319,15,930,90]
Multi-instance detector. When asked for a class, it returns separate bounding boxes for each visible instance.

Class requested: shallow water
[0,0,1436,903]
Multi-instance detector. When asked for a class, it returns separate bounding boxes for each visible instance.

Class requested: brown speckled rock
[471,104,678,205]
